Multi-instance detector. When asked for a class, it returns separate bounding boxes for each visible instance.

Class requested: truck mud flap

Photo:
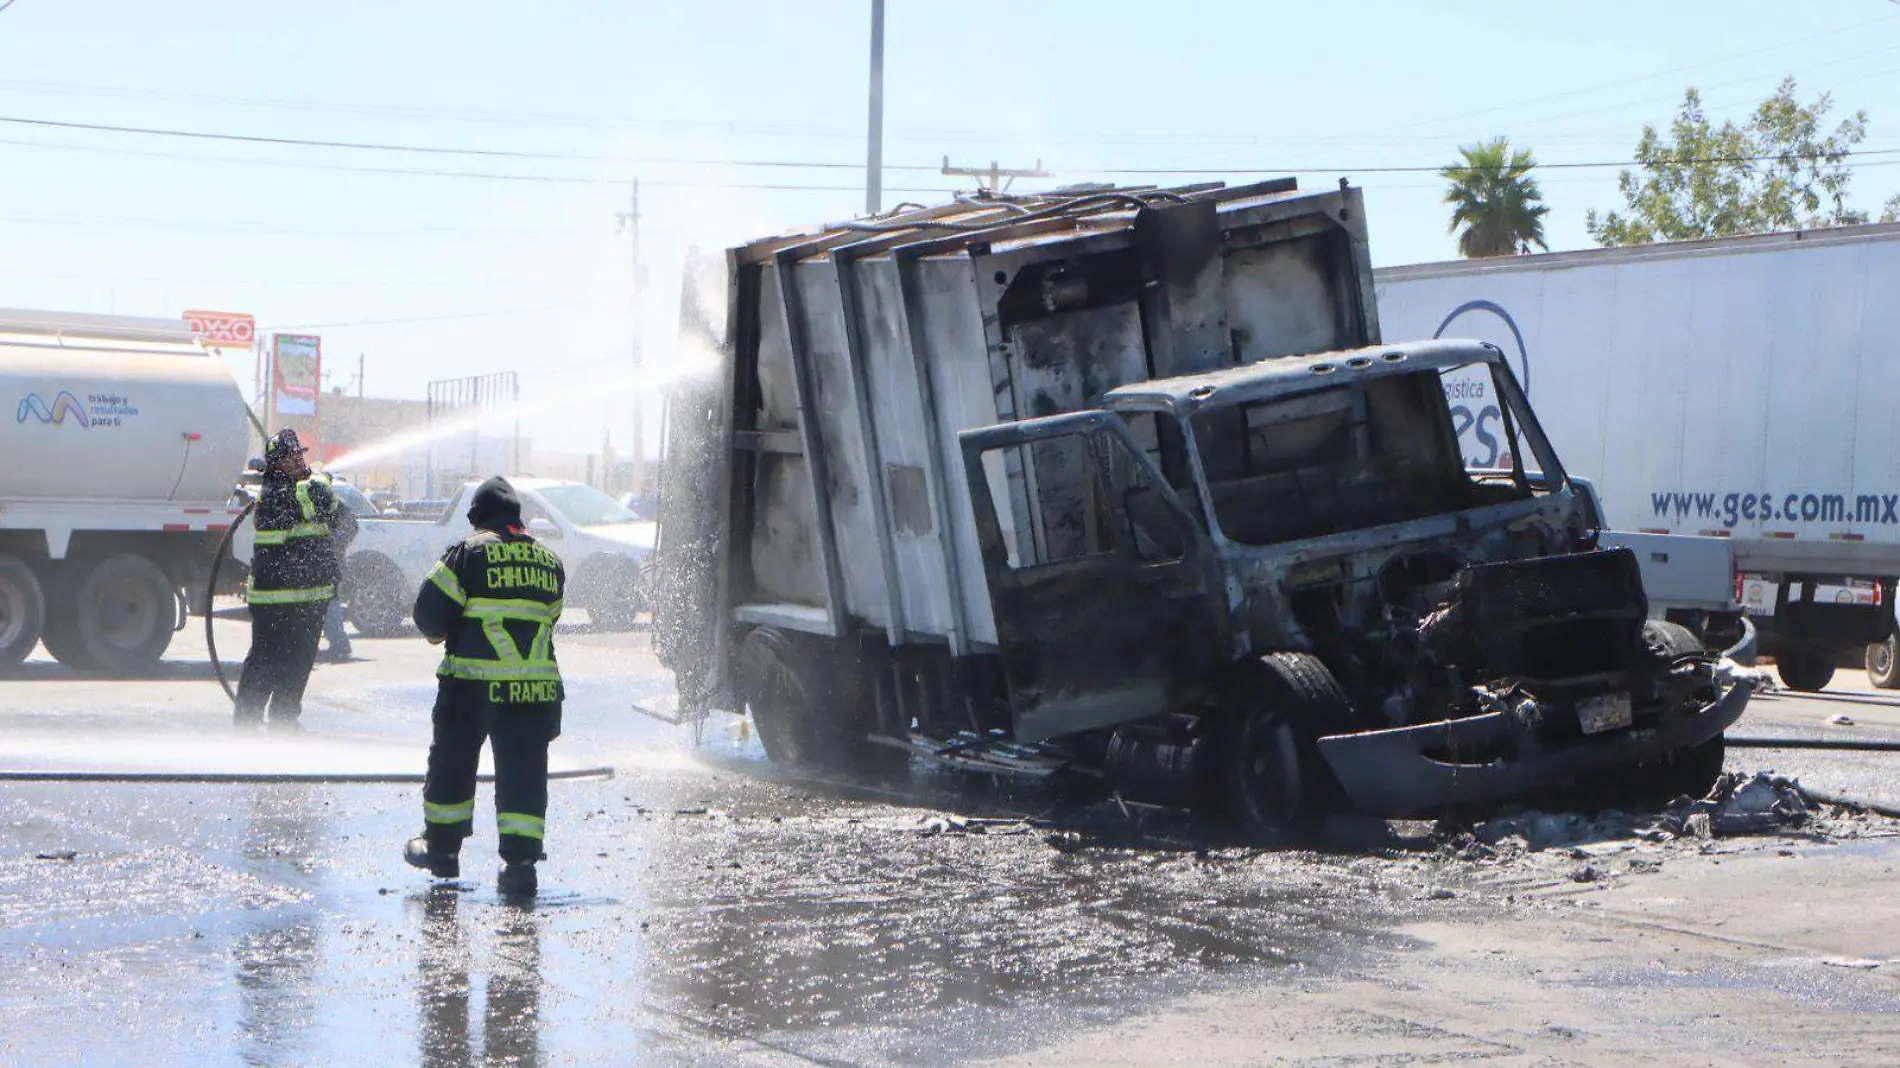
[1314,682,1750,818]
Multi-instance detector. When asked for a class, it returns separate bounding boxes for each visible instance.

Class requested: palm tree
[1441,138,1550,258]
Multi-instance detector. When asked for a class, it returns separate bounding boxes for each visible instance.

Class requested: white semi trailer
[1376,222,1900,692]
[0,310,252,673]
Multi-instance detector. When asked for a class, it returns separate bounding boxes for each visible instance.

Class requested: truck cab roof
[1103,338,1505,414]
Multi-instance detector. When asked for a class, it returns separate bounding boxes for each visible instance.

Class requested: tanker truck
[0,310,252,674]
[649,181,1750,831]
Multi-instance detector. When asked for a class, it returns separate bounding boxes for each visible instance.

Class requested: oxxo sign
[184,310,256,348]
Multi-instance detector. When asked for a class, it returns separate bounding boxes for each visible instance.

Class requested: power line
[0,1,21,14]
[0,134,963,192]
[1400,10,1900,135]
[0,112,944,171]
[1087,146,1900,177]
[11,110,1900,186]
[0,211,599,239]
[273,303,602,331]
[0,266,573,288]
[1499,44,1900,134]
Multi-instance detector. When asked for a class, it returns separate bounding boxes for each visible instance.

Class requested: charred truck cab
[652,181,1747,832]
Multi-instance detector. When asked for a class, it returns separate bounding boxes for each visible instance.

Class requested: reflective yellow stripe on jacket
[293,473,331,522]
[247,583,336,605]
[437,596,560,683]
[253,521,331,546]
[426,561,467,605]
[438,656,561,682]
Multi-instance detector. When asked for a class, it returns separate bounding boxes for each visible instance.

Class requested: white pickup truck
[238,477,654,635]
[1570,476,1752,660]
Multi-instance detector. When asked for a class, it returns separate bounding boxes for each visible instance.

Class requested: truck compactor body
[652,182,1747,829]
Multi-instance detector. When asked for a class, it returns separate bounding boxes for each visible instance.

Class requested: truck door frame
[959,409,1226,742]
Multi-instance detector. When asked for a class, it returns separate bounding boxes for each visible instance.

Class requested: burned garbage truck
[652,180,1748,832]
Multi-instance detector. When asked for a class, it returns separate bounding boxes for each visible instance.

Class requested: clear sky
[2,0,1898,454]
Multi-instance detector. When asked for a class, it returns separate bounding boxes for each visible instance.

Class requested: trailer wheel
[1776,649,1834,693]
[1866,635,1900,690]
[343,554,411,638]
[66,554,176,676]
[737,627,897,774]
[0,556,46,671]
[1218,653,1350,840]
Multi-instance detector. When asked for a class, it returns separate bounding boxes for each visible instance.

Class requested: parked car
[336,478,655,635]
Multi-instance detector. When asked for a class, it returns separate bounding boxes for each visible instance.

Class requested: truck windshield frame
[1179,360,1566,548]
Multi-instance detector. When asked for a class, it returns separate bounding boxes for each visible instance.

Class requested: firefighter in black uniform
[404,476,565,897]
[235,429,354,730]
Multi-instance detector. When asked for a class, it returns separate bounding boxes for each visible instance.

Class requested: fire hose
[205,499,255,703]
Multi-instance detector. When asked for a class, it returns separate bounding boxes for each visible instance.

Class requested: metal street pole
[865,0,885,215]
[618,180,646,497]
[941,156,1050,192]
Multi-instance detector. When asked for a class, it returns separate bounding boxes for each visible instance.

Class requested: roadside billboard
[272,333,321,417]
[183,310,256,350]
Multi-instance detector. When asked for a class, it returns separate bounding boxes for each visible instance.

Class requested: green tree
[1441,137,1550,258]
[1882,192,1900,224]
[1587,79,1868,246]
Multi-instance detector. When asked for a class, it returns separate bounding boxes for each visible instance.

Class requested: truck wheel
[1866,635,1900,690]
[583,557,645,630]
[1642,619,1705,661]
[737,627,899,775]
[1650,736,1727,803]
[1776,649,1834,692]
[343,555,411,637]
[36,568,90,670]
[67,554,177,676]
[1218,653,1350,840]
[0,556,46,671]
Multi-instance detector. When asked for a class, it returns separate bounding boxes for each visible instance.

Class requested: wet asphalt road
[0,617,1434,1067]
[4,616,1900,1066]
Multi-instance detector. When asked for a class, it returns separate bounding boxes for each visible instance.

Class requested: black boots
[406,836,538,897]
[497,860,538,898]
[403,836,460,879]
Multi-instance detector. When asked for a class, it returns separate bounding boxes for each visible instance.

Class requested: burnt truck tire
[1642,619,1705,660]
[343,554,412,638]
[0,556,46,671]
[1776,649,1835,693]
[1620,621,1726,804]
[67,553,177,676]
[1219,652,1351,840]
[737,627,901,776]
[1651,736,1728,803]
[1866,635,1900,690]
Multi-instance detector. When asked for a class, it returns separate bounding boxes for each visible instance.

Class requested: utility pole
[616,180,645,497]
[357,353,365,399]
[941,156,1050,192]
[865,0,885,215]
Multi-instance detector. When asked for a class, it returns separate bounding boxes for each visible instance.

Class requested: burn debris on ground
[1715,660,1778,694]
[1436,772,1822,862]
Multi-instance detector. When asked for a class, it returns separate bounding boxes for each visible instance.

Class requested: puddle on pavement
[0,746,1444,1066]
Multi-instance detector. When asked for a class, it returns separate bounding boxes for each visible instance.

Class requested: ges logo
[17,391,89,430]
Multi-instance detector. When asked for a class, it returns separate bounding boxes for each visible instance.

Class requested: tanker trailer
[0,310,252,674]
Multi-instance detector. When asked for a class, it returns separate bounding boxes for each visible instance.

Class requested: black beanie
[467,476,522,530]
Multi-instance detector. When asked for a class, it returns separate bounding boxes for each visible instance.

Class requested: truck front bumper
[1315,682,1750,818]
